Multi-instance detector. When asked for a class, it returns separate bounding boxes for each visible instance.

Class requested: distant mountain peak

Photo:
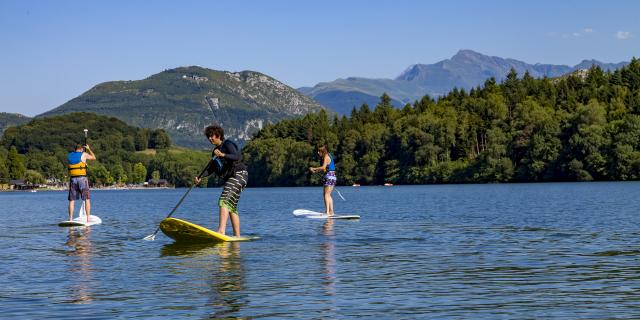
[452,49,485,60]
[302,50,629,115]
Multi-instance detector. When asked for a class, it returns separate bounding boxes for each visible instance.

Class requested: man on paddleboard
[196,125,248,236]
[67,144,96,222]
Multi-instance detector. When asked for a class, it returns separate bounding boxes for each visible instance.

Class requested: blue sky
[1,0,638,116]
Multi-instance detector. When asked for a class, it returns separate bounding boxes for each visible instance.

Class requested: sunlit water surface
[2,182,640,319]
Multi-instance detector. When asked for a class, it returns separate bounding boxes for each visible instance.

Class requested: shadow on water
[64,227,94,304]
[160,241,247,318]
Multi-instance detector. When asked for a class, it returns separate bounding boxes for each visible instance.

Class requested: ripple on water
[2,184,640,318]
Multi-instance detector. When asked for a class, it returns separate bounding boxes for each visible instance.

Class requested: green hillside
[245,59,640,186]
[0,112,31,135]
[0,113,211,187]
[39,66,326,148]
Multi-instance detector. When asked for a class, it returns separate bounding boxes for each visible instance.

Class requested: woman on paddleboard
[196,125,248,236]
[309,145,336,216]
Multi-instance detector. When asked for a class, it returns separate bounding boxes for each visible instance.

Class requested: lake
[1,182,640,319]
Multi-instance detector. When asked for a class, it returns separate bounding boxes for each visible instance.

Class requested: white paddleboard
[293,209,360,220]
[59,215,102,227]
[59,202,102,227]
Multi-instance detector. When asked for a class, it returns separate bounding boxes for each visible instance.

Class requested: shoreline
[2,180,639,193]
[0,186,174,192]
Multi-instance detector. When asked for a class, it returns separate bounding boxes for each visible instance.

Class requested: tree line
[0,113,213,187]
[243,58,640,186]
[3,59,640,188]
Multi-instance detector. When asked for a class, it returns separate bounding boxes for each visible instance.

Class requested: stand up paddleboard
[58,203,102,227]
[58,215,102,227]
[159,217,259,243]
[293,209,360,220]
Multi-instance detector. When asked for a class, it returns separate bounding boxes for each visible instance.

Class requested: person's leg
[85,199,91,222]
[328,186,334,215]
[323,186,333,215]
[230,213,240,237]
[68,201,74,221]
[68,179,77,220]
[219,171,247,236]
[81,177,91,221]
[218,206,229,235]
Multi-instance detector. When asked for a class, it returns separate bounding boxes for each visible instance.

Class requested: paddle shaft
[83,129,89,216]
[147,162,211,238]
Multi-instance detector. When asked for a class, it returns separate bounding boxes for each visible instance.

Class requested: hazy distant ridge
[302,50,629,114]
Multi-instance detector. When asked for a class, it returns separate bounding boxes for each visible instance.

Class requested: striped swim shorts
[219,170,248,215]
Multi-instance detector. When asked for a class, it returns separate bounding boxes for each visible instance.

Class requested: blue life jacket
[67,152,87,177]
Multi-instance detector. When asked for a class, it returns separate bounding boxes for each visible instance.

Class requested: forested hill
[39,66,325,148]
[243,58,640,186]
[0,112,31,135]
[0,113,211,187]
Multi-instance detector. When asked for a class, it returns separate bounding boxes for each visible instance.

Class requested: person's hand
[214,149,224,157]
[194,176,201,185]
[309,167,315,173]
[84,144,91,150]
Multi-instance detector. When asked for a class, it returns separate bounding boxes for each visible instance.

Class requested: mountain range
[299,49,629,114]
[0,50,631,147]
[39,66,325,148]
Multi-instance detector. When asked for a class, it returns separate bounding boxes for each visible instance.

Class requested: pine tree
[7,146,26,180]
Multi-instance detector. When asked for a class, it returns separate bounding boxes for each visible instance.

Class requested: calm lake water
[2,182,640,319]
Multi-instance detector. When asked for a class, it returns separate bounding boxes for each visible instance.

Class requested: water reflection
[64,227,94,304]
[160,242,246,318]
[321,219,337,313]
[160,242,224,257]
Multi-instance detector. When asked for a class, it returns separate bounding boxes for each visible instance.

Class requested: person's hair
[74,144,84,151]
[204,125,224,140]
[317,144,328,157]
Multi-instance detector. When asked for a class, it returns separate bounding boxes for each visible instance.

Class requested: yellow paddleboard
[159,217,257,243]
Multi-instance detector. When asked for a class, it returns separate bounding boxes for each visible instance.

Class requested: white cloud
[547,29,595,38]
[616,31,632,40]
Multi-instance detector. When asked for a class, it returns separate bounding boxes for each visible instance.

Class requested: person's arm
[195,158,215,185]
[310,154,330,173]
[215,141,241,161]
[83,144,96,161]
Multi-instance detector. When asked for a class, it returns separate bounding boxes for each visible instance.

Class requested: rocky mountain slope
[40,66,326,148]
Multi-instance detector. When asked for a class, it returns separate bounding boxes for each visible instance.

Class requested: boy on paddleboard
[67,144,96,222]
[309,145,336,216]
[195,125,248,236]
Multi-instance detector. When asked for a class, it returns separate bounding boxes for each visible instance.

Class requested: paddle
[80,129,89,220]
[143,162,211,241]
